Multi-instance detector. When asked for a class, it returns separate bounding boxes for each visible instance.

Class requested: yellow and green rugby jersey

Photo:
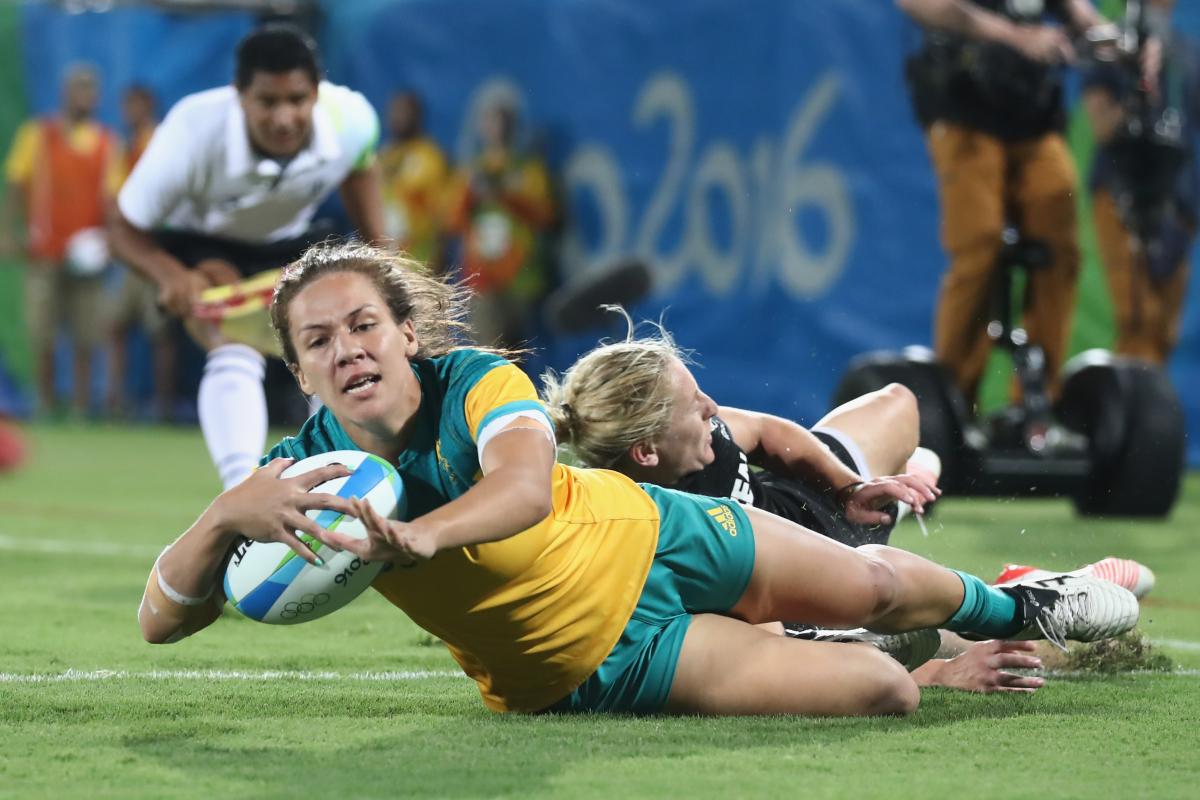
[262,349,660,712]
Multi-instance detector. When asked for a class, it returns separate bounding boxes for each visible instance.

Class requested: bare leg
[35,345,55,415]
[730,506,965,633]
[108,324,129,416]
[151,332,177,421]
[812,383,919,478]
[71,343,92,416]
[666,614,919,716]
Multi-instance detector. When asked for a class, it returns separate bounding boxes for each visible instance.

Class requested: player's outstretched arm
[138,458,358,643]
[316,423,555,563]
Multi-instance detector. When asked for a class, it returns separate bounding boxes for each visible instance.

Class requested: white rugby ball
[223,450,405,624]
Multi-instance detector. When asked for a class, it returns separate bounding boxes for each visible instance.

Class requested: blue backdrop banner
[19,0,1200,464]
[320,0,1200,463]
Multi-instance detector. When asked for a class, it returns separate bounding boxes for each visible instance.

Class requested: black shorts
[754,431,896,548]
[154,224,334,278]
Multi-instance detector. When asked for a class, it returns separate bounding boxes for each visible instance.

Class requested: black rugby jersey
[670,416,893,548]
[672,416,761,507]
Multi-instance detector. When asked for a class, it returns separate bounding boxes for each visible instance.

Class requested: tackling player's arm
[719,405,861,496]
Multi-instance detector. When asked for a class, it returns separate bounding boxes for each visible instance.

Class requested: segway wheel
[832,347,969,492]
[1057,350,1185,517]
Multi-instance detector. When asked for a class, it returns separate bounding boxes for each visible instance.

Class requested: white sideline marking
[0,669,467,684]
[0,667,1195,684]
[0,534,157,559]
[1153,638,1200,652]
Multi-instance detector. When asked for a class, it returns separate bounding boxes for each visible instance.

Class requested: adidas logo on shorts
[706,505,738,536]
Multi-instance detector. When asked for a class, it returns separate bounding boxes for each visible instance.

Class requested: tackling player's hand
[159,267,210,318]
[316,496,438,566]
[920,640,1045,694]
[209,457,357,565]
[841,473,940,525]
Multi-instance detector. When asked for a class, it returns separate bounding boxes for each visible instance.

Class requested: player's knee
[856,547,901,622]
[880,383,920,453]
[868,656,920,716]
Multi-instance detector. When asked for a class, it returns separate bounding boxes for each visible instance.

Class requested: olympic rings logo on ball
[280,593,332,619]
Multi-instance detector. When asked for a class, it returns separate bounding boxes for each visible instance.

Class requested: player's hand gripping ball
[223,451,405,624]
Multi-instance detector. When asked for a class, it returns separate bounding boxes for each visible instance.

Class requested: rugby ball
[223,450,405,624]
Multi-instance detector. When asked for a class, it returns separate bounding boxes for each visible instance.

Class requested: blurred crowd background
[0,0,1198,467]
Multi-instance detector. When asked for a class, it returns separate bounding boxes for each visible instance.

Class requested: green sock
[944,570,1022,638]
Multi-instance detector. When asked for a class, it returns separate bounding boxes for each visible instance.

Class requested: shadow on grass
[104,675,1147,798]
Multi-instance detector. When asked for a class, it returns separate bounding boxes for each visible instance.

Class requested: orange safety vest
[27,119,114,262]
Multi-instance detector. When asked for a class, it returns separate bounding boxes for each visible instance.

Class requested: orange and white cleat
[995,557,1155,600]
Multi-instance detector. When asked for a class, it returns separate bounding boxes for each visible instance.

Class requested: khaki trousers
[925,123,1080,402]
[1092,190,1191,365]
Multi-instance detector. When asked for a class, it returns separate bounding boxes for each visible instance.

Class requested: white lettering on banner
[464,71,855,299]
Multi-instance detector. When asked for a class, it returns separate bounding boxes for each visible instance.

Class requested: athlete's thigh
[731,506,891,627]
[666,613,918,716]
[812,384,917,478]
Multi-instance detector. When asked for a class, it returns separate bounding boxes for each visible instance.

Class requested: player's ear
[289,362,314,396]
[628,440,659,468]
[401,319,419,357]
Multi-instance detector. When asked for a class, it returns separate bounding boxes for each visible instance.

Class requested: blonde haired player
[140,242,1139,716]
[542,318,1153,691]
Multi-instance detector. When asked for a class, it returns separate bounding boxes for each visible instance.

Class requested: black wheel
[1057,349,1185,517]
[832,347,970,492]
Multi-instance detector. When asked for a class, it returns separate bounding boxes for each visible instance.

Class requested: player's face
[287,271,421,437]
[64,77,98,119]
[239,69,318,158]
[652,357,719,480]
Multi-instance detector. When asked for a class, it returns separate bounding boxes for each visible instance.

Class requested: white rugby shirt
[118,81,379,244]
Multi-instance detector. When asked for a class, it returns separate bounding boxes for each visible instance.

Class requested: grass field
[2,425,1199,799]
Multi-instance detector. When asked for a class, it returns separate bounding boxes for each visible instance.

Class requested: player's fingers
[301,492,357,516]
[294,463,354,491]
[277,529,322,565]
[994,640,1038,653]
[260,457,295,477]
[995,672,1045,691]
[995,653,1043,670]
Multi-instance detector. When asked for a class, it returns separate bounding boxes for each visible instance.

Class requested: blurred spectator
[898,0,1109,404]
[0,64,121,418]
[446,101,555,351]
[108,85,176,419]
[1082,0,1199,364]
[378,91,449,270]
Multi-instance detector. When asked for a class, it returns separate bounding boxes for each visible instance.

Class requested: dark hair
[234,24,321,90]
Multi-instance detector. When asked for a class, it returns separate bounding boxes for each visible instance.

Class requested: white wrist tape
[155,546,214,606]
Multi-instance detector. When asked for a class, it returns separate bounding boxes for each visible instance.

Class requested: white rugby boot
[782,623,941,672]
[995,557,1155,600]
[996,573,1140,650]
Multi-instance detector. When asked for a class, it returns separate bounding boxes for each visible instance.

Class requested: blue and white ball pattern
[223,450,405,625]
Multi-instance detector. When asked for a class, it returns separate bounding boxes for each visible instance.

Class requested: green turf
[2,425,1199,799]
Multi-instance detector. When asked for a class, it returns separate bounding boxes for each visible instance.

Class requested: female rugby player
[138,242,1138,715]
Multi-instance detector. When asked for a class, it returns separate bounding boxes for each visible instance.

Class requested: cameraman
[898,0,1108,404]
[1083,0,1198,365]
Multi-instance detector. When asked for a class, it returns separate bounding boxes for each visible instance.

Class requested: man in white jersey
[109,25,386,489]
